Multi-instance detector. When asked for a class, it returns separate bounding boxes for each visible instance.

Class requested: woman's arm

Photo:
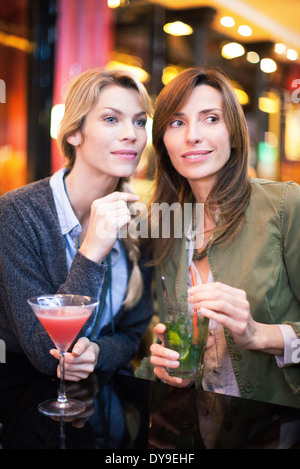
[0,197,105,375]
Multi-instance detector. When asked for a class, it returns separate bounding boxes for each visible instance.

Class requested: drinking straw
[190,265,199,344]
[161,276,174,320]
[161,276,172,310]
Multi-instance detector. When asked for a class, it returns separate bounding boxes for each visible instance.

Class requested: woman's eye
[135,119,147,127]
[170,119,184,127]
[206,115,219,124]
[104,116,117,123]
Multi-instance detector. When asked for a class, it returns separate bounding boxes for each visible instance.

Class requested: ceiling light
[286,49,298,61]
[246,51,260,63]
[106,61,149,83]
[107,0,121,8]
[274,43,286,54]
[163,21,193,37]
[238,25,252,37]
[220,16,235,27]
[221,42,245,59]
[260,58,277,73]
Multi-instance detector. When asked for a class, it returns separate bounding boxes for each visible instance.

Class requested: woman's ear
[67,132,81,147]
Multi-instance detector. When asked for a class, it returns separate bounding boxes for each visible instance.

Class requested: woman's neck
[64,165,119,227]
[189,178,218,236]
[188,177,214,203]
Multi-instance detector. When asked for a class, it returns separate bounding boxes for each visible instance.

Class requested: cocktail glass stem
[57,352,67,406]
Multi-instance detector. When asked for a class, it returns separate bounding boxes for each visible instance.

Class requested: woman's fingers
[79,191,139,262]
[188,282,249,318]
[188,281,246,303]
[153,322,167,344]
[150,342,180,369]
[50,338,99,381]
[187,282,260,349]
[71,336,92,357]
[95,191,140,204]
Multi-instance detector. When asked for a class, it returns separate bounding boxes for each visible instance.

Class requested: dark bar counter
[1,352,300,451]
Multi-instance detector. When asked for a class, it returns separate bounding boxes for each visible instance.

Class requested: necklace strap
[89,252,112,340]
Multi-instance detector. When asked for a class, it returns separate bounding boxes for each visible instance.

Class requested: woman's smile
[111,149,138,160]
[181,149,213,162]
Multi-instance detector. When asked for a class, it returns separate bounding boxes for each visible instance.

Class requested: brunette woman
[140,67,300,408]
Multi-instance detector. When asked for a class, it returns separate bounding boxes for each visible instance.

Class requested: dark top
[0,178,153,374]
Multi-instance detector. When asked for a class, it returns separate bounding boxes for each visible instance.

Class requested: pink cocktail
[35,308,92,352]
[28,294,98,418]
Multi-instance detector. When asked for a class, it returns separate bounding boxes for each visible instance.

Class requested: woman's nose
[186,124,203,144]
[119,122,137,142]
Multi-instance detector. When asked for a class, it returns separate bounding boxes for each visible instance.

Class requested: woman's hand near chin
[79,191,140,263]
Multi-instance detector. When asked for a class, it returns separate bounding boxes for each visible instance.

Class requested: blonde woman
[141,67,300,409]
[0,68,153,380]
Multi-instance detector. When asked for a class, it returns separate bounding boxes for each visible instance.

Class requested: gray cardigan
[0,178,153,375]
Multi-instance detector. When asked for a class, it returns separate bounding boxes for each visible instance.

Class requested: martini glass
[28,294,98,418]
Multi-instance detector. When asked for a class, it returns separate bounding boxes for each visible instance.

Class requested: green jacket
[137,179,300,409]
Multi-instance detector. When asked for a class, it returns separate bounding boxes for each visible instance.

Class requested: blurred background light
[260,58,277,73]
[246,51,260,63]
[221,42,245,59]
[0,32,34,53]
[107,0,121,8]
[238,25,252,37]
[258,92,280,113]
[161,66,182,85]
[274,43,287,54]
[163,21,193,37]
[234,88,249,105]
[50,104,65,139]
[286,49,298,61]
[105,52,149,83]
[106,61,149,83]
[220,16,235,27]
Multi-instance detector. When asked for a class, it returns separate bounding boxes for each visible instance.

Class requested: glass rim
[27,294,99,307]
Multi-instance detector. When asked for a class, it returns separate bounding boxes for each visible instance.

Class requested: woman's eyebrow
[100,107,147,117]
[198,107,223,114]
[173,108,222,117]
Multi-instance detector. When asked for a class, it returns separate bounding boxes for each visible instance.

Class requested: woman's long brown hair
[149,66,251,265]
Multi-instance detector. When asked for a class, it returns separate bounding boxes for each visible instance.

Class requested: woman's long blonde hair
[57,68,153,308]
[150,66,251,265]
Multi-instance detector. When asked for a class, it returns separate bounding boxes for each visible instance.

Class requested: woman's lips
[111,150,138,160]
[181,150,212,163]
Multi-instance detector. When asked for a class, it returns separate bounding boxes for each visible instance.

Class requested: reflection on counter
[0,352,300,450]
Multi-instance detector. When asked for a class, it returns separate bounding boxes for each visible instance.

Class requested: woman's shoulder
[250,176,300,188]
[250,177,300,201]
[0,178,52,210]
[0,177,56,228]
[248,178,300,226]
